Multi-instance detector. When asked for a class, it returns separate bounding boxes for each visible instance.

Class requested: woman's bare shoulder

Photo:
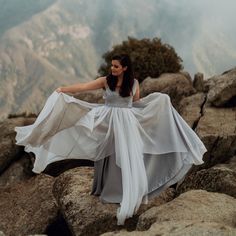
[134,78,139,86]
[96,76,107,80]
[98,76,108,88]
[94,76,106,86]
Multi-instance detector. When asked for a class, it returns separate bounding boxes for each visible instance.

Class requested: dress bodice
[103,79,138,108]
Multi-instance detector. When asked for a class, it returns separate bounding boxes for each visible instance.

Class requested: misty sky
[171,0,236,38]
[151,0,236,77]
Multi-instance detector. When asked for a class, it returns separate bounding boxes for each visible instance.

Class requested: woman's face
[111,60,127,77]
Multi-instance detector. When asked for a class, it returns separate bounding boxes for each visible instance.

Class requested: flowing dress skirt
[14,91,207,224]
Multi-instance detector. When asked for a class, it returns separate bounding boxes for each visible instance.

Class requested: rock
[195,106,236,168]
[0,152,35,188]
[146,221,236,236]
[137,190,236,231]
[0,174,58,236]
[53,167,118,236]
[193,72,204,92]
[102,221,236,236]
[177,156,236,198]
[140,73,196,109]
[205,67,236,106]
[137,188,176,214]
[225,155,236,169]
[178,93,206,128]
[0,117,35,174]
[179,71,192,83]
[53,167,175,236]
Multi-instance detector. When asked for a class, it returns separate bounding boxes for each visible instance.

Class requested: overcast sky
[155,0,236,77]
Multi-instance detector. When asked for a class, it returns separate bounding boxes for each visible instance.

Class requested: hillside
[0,0,235,120]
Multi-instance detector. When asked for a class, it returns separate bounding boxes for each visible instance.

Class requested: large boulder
[195,106,236,168]
[0,152,34,188]
[102,190,236,236]
[179,92,236,170]
[177,156,236,198]
[137,190,236,231]
[204,67,236,106]
[140,73,196,109]
[178,92,206,129]
[102,221,236,236]
[0,117,35,174]
[53,167,175,236]
[0,174,58,236]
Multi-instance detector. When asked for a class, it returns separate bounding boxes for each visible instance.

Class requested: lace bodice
[103,79,138,108]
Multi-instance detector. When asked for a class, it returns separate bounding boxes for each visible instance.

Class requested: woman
[15,54,207,225]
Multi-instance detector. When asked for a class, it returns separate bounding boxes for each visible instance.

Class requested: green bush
[98,37,183,82]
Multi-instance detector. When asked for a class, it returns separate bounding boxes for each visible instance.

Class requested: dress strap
[132,79,138,95]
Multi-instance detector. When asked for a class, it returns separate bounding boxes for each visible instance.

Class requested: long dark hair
[106,54,134,97]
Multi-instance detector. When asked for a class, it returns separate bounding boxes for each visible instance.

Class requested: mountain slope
[0,0,235,119]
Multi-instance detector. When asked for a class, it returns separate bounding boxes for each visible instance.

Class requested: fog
[91,0,236,77]
[149,0,236,77]
[0,0,235,78]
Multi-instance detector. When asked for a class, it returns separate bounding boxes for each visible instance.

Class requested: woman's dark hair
[106,54,134,97]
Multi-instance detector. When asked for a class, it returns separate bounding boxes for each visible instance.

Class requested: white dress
[14,79,207,225]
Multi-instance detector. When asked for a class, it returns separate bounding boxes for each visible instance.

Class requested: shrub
[98,37,183,82]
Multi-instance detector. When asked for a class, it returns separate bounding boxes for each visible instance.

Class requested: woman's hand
[56,87,63,93]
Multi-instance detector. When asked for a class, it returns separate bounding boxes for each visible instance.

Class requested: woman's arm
[133,81,140,102]
[56,76,106,94]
